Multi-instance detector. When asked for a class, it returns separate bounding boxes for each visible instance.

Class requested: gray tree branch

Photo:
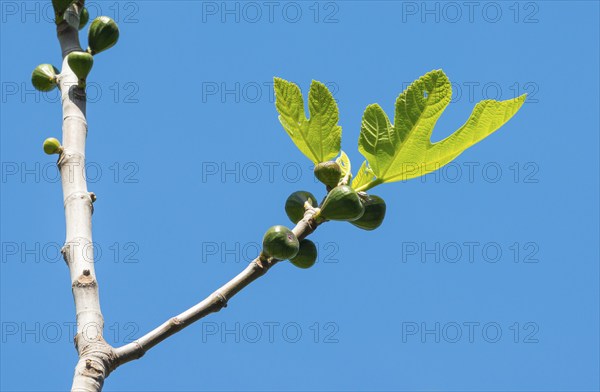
[113,213,320,366]
[55,19,116,392]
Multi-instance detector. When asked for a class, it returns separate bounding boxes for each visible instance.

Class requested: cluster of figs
[31,0,119,91]
[261,161,386,269]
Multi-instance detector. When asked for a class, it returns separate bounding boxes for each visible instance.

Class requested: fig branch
[112,166,378,364]
[111,163,385,364]
[33,1,121,390]
[113,210,320,366]
[35,1,524,391]
[55,16,111,392]
[42,2,377,387]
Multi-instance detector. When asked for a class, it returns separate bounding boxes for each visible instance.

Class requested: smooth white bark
[55,20,115,392]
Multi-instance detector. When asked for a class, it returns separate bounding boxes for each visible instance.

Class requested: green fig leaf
[335,150,351,179]
[352,161,376,190]
[356,69,526,191]
[274,78,341,164]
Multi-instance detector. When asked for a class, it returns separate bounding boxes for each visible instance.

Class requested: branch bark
[113,213,320,366]
[55,20,116,392]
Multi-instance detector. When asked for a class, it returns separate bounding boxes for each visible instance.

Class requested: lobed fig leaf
[357,69,526,191]
[273,78,341,164]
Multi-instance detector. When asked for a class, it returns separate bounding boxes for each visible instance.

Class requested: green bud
[78,7,89,30]
[67,51,94,82]
[285,191,317,224]
[88,16,119,55]
[43,138,62,155]
[290,239,317,269]
[314,161,342,188]
[31,64,59,92]
[262,225,299,260]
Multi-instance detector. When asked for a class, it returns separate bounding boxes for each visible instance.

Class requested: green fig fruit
[67,51,93,82]
[43,138,62,155]
[290,239,317,269]
[285,191,317,224]
[88,16,119,55]
[319,185,365,221]
[262,225,299,260]
[31,64,59,92]
[52,0,75,16]
[78,7,89,30]
[314,161,342,188]
[351,194,386,231]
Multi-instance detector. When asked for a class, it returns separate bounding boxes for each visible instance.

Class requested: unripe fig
[78,7,89,30]
[67,51,93,82]
[290,239,317,269]
[314,161,342,188]
[262,225,299,260]
[43,137,62,155]
[319,185,365,221]
[88,16,119,55]
[31,64,59,92]
[285,191,317,224]
[351,194,386,231]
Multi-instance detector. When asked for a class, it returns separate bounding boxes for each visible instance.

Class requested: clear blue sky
[1,1,599,391]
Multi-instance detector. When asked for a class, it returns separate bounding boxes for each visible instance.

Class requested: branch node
[170,317,183,327]
[215,292,228,308]
[133,342,146,360]
[255,258,265,269]
[61,244,70,265]
[74,273,96,288]
[57,150,86,171]
[63,191,95,210]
